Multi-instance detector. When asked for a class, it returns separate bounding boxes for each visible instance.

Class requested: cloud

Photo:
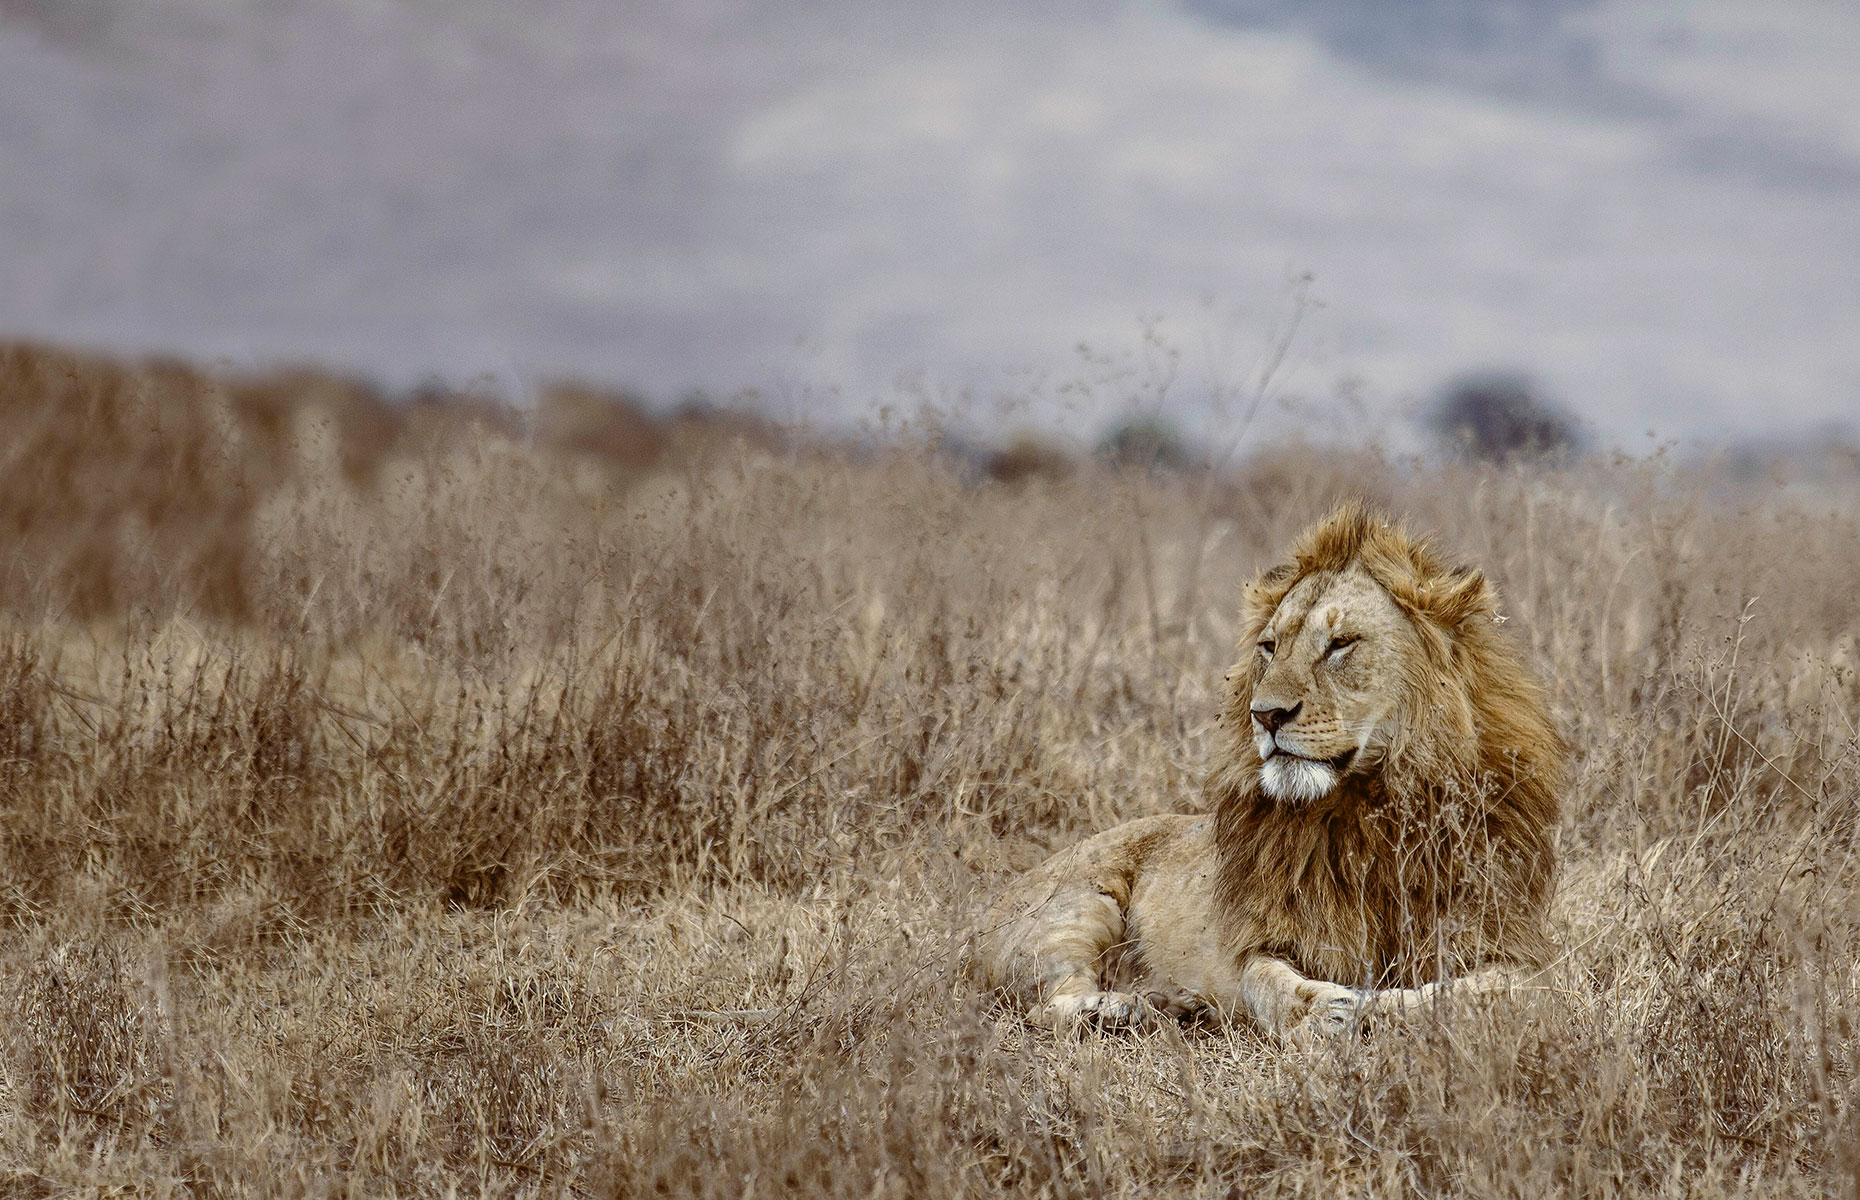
[0,0,1855,443]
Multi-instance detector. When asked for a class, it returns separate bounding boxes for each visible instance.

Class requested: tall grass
[0,341,1854,1195]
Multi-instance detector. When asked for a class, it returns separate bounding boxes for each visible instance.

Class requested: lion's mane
[1205,501,1564,989]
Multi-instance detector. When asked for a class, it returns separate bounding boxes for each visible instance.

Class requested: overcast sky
[3,0,1857,448]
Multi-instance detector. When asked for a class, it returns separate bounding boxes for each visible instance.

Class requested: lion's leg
[975,814,1200,1032]
[1231,958,1541,1039]
[979,876,1154,1032]
[1366,964,1538,1016]
[1236,954,1363,1040]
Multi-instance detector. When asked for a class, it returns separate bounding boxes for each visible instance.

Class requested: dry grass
[0,341,1856,1196]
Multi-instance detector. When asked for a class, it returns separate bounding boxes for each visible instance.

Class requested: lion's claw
[1289,981,1366,1042]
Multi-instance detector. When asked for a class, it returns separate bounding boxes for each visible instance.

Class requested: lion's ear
[1428,568,1497,628]
[1241,563,1297,625]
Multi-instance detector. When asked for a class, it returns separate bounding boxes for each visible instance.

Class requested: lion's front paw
[1144,986,1218,1027]
[1043,990,1156,1033]
[1287,980,1364,1043]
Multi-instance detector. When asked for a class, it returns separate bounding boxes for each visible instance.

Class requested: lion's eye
[1257,638,1276,659]
[1324,635,1358,659]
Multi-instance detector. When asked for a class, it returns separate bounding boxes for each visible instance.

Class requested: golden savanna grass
[0,340,1856,1196]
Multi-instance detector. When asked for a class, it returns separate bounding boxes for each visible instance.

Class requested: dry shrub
[606,1013,1098,1198]
[0,343,261,618]
[4,938,171,1154]
[0,340,1854,1195]
[536,380,668,472]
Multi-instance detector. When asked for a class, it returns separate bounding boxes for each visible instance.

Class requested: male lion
[977,502,1563,1039]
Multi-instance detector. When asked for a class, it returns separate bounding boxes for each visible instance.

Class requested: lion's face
[1244,566,1420,803]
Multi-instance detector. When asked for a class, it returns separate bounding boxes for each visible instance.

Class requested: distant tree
[1426,372,1584,462]
[536,380,666,471]
[1096,416,1199,474]
[984,434,1075,486]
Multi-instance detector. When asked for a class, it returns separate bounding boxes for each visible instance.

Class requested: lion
[976,501,1563,1039]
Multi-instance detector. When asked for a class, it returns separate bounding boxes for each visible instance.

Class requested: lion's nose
[1250,701,1301,734]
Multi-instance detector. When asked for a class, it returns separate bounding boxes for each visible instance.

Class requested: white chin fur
[1260,755,1340,803]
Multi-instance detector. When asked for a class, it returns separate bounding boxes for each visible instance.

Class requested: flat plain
[1,343,1855,1196]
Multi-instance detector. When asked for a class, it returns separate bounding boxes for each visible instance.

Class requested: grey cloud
[0,0,1856,444]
